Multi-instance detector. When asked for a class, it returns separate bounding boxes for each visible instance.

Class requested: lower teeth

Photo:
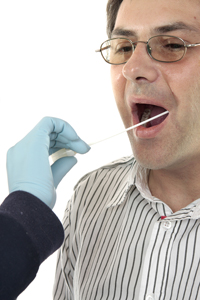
[141,108,151,127]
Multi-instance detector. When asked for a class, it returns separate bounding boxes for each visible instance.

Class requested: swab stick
[50,110,169,161]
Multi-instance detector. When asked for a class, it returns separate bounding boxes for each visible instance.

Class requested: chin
[130,141,173,170]
[133,153,163,170]
[132,145,186,171]
[128,130,177,170]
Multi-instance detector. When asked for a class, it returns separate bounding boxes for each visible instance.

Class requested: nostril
[136,76,148,81]
[136,76,145,80]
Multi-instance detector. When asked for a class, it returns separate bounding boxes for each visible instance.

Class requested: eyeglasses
[96,35,200,64]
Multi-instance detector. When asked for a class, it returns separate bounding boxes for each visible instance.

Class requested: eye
[115,42,132,54]
[164,43,184,50]
[159,37,185,52]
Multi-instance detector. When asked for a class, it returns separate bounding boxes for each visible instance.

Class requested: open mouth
[137,104,168,127]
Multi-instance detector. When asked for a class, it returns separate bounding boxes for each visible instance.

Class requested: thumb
[51,156,77,188]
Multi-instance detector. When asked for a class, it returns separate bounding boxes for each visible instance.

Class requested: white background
[0,1,132,299]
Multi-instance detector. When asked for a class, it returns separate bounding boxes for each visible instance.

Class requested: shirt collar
[134,162,200,220]
[108,157,200,220]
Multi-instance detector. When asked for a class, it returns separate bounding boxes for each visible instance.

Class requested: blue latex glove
[7,117,90,209]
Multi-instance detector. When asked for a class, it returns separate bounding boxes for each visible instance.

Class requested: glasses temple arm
[186,42,200,48]
[95,45,111,52]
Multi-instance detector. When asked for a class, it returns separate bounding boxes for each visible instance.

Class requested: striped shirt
[53,156,200,300]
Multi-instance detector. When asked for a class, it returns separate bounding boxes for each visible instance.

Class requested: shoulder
[73,155,135,191]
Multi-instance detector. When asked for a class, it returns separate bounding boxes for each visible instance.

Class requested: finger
[39,117,79,140]
[50,139,90,154]
[51,156,77,188]
[48,119,90,150]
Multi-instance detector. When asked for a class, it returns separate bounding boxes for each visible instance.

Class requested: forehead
[114,0,200,36]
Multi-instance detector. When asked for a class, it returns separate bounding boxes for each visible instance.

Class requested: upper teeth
[141,108,151,122]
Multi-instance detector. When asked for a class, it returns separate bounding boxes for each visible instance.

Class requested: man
[53,0,200,299]
[0,117,90,300]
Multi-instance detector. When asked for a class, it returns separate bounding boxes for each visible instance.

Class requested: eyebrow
[111,22,200,38]
[111,28,137,38]
[155,21,199,34]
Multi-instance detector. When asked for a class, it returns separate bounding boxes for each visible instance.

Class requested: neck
[149,159,200,212]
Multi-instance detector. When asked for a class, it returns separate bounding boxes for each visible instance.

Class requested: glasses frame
[96,35,200,64]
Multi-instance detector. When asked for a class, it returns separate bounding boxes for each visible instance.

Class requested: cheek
[110,65,132,127]
[163,58,200,97]
[110,66,126,105]
[164,62,200,135]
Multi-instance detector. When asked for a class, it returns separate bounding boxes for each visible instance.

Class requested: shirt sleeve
[53,167,100,300]
[0,191,64,300]
[53,197,74,300]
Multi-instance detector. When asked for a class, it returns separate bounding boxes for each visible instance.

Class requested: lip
[127,96,169,139]
[135,115,169,139]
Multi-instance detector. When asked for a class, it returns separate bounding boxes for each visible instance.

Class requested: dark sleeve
[0,191,64,300]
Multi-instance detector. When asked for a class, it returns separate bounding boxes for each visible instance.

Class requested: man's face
[111,0,200,171]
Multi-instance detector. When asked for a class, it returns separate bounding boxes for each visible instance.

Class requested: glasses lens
[148,36,185,62]
[100,38,133,65]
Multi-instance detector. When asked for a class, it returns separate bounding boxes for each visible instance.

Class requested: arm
[0,191,64,300]
[0,117,90,300]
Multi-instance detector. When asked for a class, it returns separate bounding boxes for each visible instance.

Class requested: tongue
[147,105,166,127]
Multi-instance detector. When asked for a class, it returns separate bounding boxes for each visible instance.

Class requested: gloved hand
[7,117,90,209]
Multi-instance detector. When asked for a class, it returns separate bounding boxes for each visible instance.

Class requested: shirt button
[162,220,172,230]
[146,294,155,300]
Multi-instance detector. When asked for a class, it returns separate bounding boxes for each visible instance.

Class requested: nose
[122,42,159,83]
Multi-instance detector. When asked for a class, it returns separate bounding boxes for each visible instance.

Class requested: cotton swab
[89,110,169,146]
[50,110,169,161]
